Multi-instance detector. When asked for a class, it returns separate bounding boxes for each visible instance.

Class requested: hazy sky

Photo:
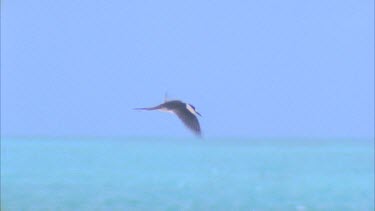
[2,0,374,138]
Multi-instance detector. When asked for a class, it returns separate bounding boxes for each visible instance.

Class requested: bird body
[134,100,202,137]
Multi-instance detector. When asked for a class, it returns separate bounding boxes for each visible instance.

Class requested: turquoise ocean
[1,138,373,210]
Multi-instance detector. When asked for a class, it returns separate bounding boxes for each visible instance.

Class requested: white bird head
[186,104,201,117]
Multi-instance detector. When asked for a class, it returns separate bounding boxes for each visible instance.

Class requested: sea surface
[1,137,374,211]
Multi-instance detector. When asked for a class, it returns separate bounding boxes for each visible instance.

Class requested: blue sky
[1,0,374,138]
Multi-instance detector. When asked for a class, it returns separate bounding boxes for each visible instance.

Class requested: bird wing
[174,110,202,136]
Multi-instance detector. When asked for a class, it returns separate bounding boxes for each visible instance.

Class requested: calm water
[1,138,373,210]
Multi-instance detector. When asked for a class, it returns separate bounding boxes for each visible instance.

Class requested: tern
[134,99,202,137]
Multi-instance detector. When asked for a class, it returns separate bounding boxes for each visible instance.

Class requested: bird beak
[196,111,202,117]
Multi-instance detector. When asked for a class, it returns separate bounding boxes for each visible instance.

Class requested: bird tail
[133,106,160,111]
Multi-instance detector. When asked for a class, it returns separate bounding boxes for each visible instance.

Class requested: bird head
[186,104,202,117]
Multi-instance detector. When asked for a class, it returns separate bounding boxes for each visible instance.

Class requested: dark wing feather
[174,109,201,136]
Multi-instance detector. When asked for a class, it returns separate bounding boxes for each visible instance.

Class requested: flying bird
[134,99,202,137]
